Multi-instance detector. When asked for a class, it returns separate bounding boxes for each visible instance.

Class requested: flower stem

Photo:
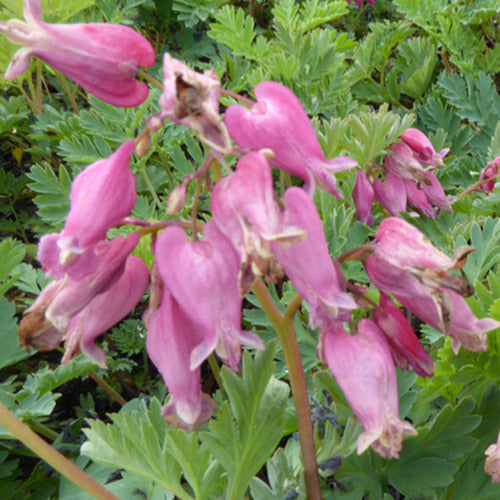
[88,370,127,406]
[220,88,254,107]
[252,279,321,499]
[136,69,163,90]
[0,401,120,500]
[459,176,497,198]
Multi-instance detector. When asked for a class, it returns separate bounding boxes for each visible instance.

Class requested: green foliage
[201,342,290,498]
[0,297,31,370]
[0,238,26,296]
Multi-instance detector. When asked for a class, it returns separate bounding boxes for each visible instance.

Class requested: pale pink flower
[272,187,357,330]
[401,128,449,166]
[485,432,500,483]
[374,293,433,377]
[479,156,499,193]
[404,180,435,218]
[0,0,155,106]
[224,81,356,197]
[419,172,453,213]
[155,223,263,371]
[321,321,417,458]
[38,141,137,279]
[158,53,231,153]
[147,286,215,429]
[385,142,435,183]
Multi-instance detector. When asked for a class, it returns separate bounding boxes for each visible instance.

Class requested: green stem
[29,419,59,441]
[54,71,79,115]
[88,370,126,406]
[0,401,120,500]
[141,167,163,210]
[252,279,321,500]
[136,69,163,90]
[207,354,224,392]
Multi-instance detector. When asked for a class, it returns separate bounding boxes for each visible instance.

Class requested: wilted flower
[401,128,449,166]
[479,156,499,193]
[321,321,417,458]
[272,187,357,330]
[0,0,155,106]
[19,233,141,353]
[155,223,263,371]
[224,81,356,197]
[158,53,231,153]
[62,256,149,367]
[38,141,137,279]
[211,152,304,294]
[485,432,500,483]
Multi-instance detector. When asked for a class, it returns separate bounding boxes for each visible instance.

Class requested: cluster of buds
[353,128,453,224]
[5,0,500,477]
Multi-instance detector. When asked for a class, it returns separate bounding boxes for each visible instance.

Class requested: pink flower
[158,53,231,153]
[404,180,435,218]
[211,152,304,294]
[479,156,499,193]
[155,223,263,371]
[19,233,141,353]
[348,0,376,9]
[0,0,155,106]
[62,256,149,368]
[224,81,356,197]
[397,290,499,354]
[485,432,500,483]
[146,285,215,429]
[419,172,453,213]
[38,141,137,279]
[385,142,435,183]
[321,321,417,458]
[401,128,449,166]
[374,293,433,377]
[272,187,357,330]
[352,171,374,226]
[373,173,407,216]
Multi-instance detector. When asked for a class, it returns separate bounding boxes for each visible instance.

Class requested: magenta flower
[146,285,215,429]
[385,142,435,183]
[272,187,357,330]
[321,321,417,458]
[404,180,435,218]
[62,256,149,368]
[401,128,449,166]
[37,141,137,279]
[158,53,231,153]
[155,223,263,371]
[419,172,453,213]
[224,81,356,197]
[348,0,376,9]
[479,156,499,193]
[211,152,304,294]
[373,173,407,216]
[0,0,155,106]
[485,432,500,483]
[374,293,433,377]
[352,171,374,226]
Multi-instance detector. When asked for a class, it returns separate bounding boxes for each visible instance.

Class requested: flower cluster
[353,128,453,224]
[7,0,500,476]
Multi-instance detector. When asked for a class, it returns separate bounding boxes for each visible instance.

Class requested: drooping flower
[38,141,137,280]
[352,171,374,226]
[479,156,499,193]
[211,152,304,294]
[19,233,142,354]
[157,53,231,153]
[155,223,263,371]
[347,0,376,9]
[374,293,433,377]
[485,432,500,483]
[146,283,215,429]
[0,0,155,106]
[224,81,356,197]
[321,321,417,458]
[401,128,449,166]
[385,142,435,184]
[272,187,357,330]
[372,173,407,216]
[62,256,149,368]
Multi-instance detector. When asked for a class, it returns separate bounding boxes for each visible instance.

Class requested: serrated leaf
[0,238,26,295]
[0,297,32,370]
[200,342,290,499]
